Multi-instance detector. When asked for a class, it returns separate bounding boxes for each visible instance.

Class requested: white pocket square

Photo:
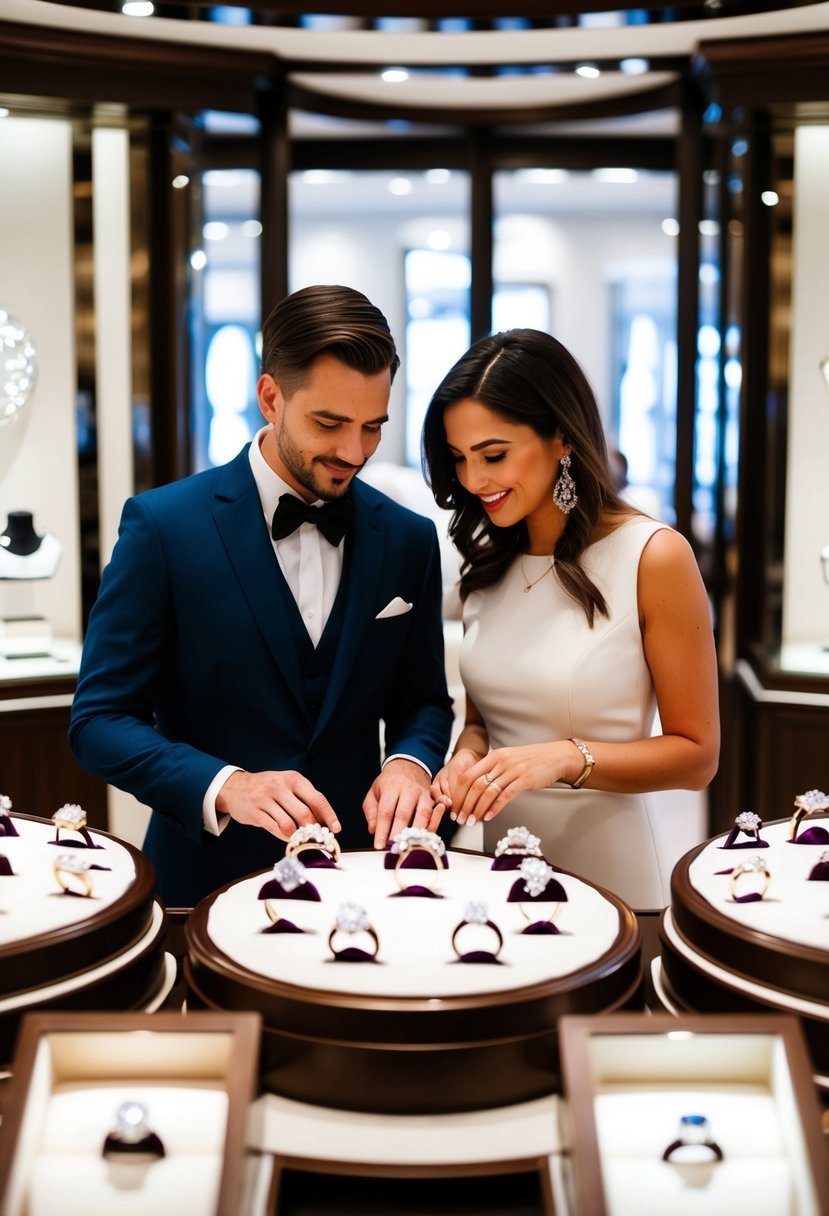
[375,597,413,620]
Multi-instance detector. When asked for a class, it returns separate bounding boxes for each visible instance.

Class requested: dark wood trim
[0,20,273,113]
[696,30,829,110]
[286,79,682,128]
[469,128,494,343]
[674,77,702,540]
[259,70,291,318]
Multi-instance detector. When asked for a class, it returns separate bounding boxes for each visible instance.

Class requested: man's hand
[363,758,444,849]
[216,770,341,839]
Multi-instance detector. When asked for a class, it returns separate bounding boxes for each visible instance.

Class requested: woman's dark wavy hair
[422,328,629,626]
[261,284,399,395]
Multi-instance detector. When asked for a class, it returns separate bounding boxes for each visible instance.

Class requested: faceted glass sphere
[0,310,38,423]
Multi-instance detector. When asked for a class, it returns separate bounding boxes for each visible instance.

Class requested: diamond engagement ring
[729,855,771,902]
[662,1114,723,1164]
[262,857,317,925]
[493,826,543,859]
[721,809,767,849]
[513,857,564,923]
[391,827,446,892]
[328,902,380,961]
[103,1100,165,1159]
[51,803,94,847]
[789,788,829,843]
[451,901,504,961]
[0,794,18,838]
[285,823,341,865]
[54,852,94,897]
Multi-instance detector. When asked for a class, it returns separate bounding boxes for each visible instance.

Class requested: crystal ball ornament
[0,311,38,423]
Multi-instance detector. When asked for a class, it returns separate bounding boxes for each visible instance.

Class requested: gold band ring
[729,857,771,902]
[54,854,94,897]
[394,844,445,892]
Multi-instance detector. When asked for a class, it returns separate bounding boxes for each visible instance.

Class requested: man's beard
[276,422,359,501]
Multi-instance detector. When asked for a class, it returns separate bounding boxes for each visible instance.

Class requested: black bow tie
[271,493,354,547]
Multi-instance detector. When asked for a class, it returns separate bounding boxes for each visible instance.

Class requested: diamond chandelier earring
[552,452,577,514]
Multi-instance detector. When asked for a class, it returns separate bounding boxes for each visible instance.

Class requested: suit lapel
[211,448,310,715]
[313,480,385,740]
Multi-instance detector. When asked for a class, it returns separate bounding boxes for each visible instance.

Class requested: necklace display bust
[0,511,62,580]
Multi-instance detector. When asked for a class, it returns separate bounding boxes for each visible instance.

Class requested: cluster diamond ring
[729,855,771,902]
[54,853,94,897]
[286,822,341,864]
[451,901,504,960]
[51,803,91,845]
[328,902,380,960]
[662,1114,723,1164]
[789,788,829,842]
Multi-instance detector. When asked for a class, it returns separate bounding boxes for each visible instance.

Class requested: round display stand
[185,848,642,1115]
[0,814,168,1063]
[659,818,829,1073]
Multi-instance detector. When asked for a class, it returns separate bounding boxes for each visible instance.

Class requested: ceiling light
[661,218,680,236]
[619,58,649,75]
[428,230,451,251]
[575,63,601,79]
[190,250,207,271]
[698,219,720,237]
[593,168,638,184]
[761,190,780,207]
[381,68,409,84]
[203,222,229,241]
[388,177,413,196]
[122,1,154,15]
[515,168,568,184]
[171,174,189,190]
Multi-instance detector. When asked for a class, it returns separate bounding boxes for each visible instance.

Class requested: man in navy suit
[70,285,454,906]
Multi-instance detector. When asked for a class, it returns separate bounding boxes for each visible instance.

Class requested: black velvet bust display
[0,511,62,580]
[0,512,42,556]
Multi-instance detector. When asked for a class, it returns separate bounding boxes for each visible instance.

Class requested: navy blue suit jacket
[69,447,454,906]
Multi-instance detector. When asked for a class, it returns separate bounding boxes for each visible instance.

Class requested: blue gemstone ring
[662,1114,724,1163]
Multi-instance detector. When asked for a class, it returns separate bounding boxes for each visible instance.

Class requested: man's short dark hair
[260,285,400,395]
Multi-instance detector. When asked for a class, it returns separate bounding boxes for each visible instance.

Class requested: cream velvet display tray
[0,815,167,1064]
[0,1011,261,1216]
[659,819,829,1074]
[559,1013,829,1216]
[185,848,644,1115]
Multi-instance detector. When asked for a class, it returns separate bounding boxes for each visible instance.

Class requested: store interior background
[1,0,828,872]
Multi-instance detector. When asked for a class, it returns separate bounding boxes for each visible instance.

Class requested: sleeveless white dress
[462,516,671,909]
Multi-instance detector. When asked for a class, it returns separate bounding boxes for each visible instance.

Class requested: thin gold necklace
[520,554,556,593]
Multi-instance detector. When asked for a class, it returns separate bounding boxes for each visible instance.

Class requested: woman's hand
[446,741,583,825]
[430,747,482,811]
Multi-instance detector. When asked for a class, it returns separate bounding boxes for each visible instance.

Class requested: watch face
[0,311,37,424]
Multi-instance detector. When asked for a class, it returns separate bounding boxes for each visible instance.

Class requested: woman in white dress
[423,329,719,908]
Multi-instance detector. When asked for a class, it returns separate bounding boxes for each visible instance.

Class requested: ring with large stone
[509,857,566,924]
[0,793,19,838]
[662,1114,723,1164]
[728,855,771,903]
[285,822,341,866]
[491,825,545,871]
[54,852,94,897]
[328,902,380,962]
[788,788,829,844]
[103,1100,165,1158]
[51,803,95,848]
[451,901,504,962]
[391,827,446,893]
[720,809,768,850]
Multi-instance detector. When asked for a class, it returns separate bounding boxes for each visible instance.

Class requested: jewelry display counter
[184,847,643,1115]
[0,813,174,1064]
[558,1013,829,1216]
[0,1011,263,1216]
[656,818,829,1075]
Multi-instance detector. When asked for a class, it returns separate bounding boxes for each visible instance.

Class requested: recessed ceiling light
[575,63,601,79]
[381,68,409,84]
[761,190,780,207]
[190,250,207,270]
[661,218,680,236]
[515,168,568,184]
[619,58,649,75]
[699,219,720,236]
[593,167,638,184]
[203,222,229,241]
[122,1,154,15]
[388,177,413,196]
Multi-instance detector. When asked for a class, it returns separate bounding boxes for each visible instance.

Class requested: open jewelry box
[557,1012,829,1216]
[0,1010,262,1216]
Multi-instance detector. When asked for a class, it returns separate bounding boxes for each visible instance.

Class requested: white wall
[783,125,829,646]
[0,117,81,641]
